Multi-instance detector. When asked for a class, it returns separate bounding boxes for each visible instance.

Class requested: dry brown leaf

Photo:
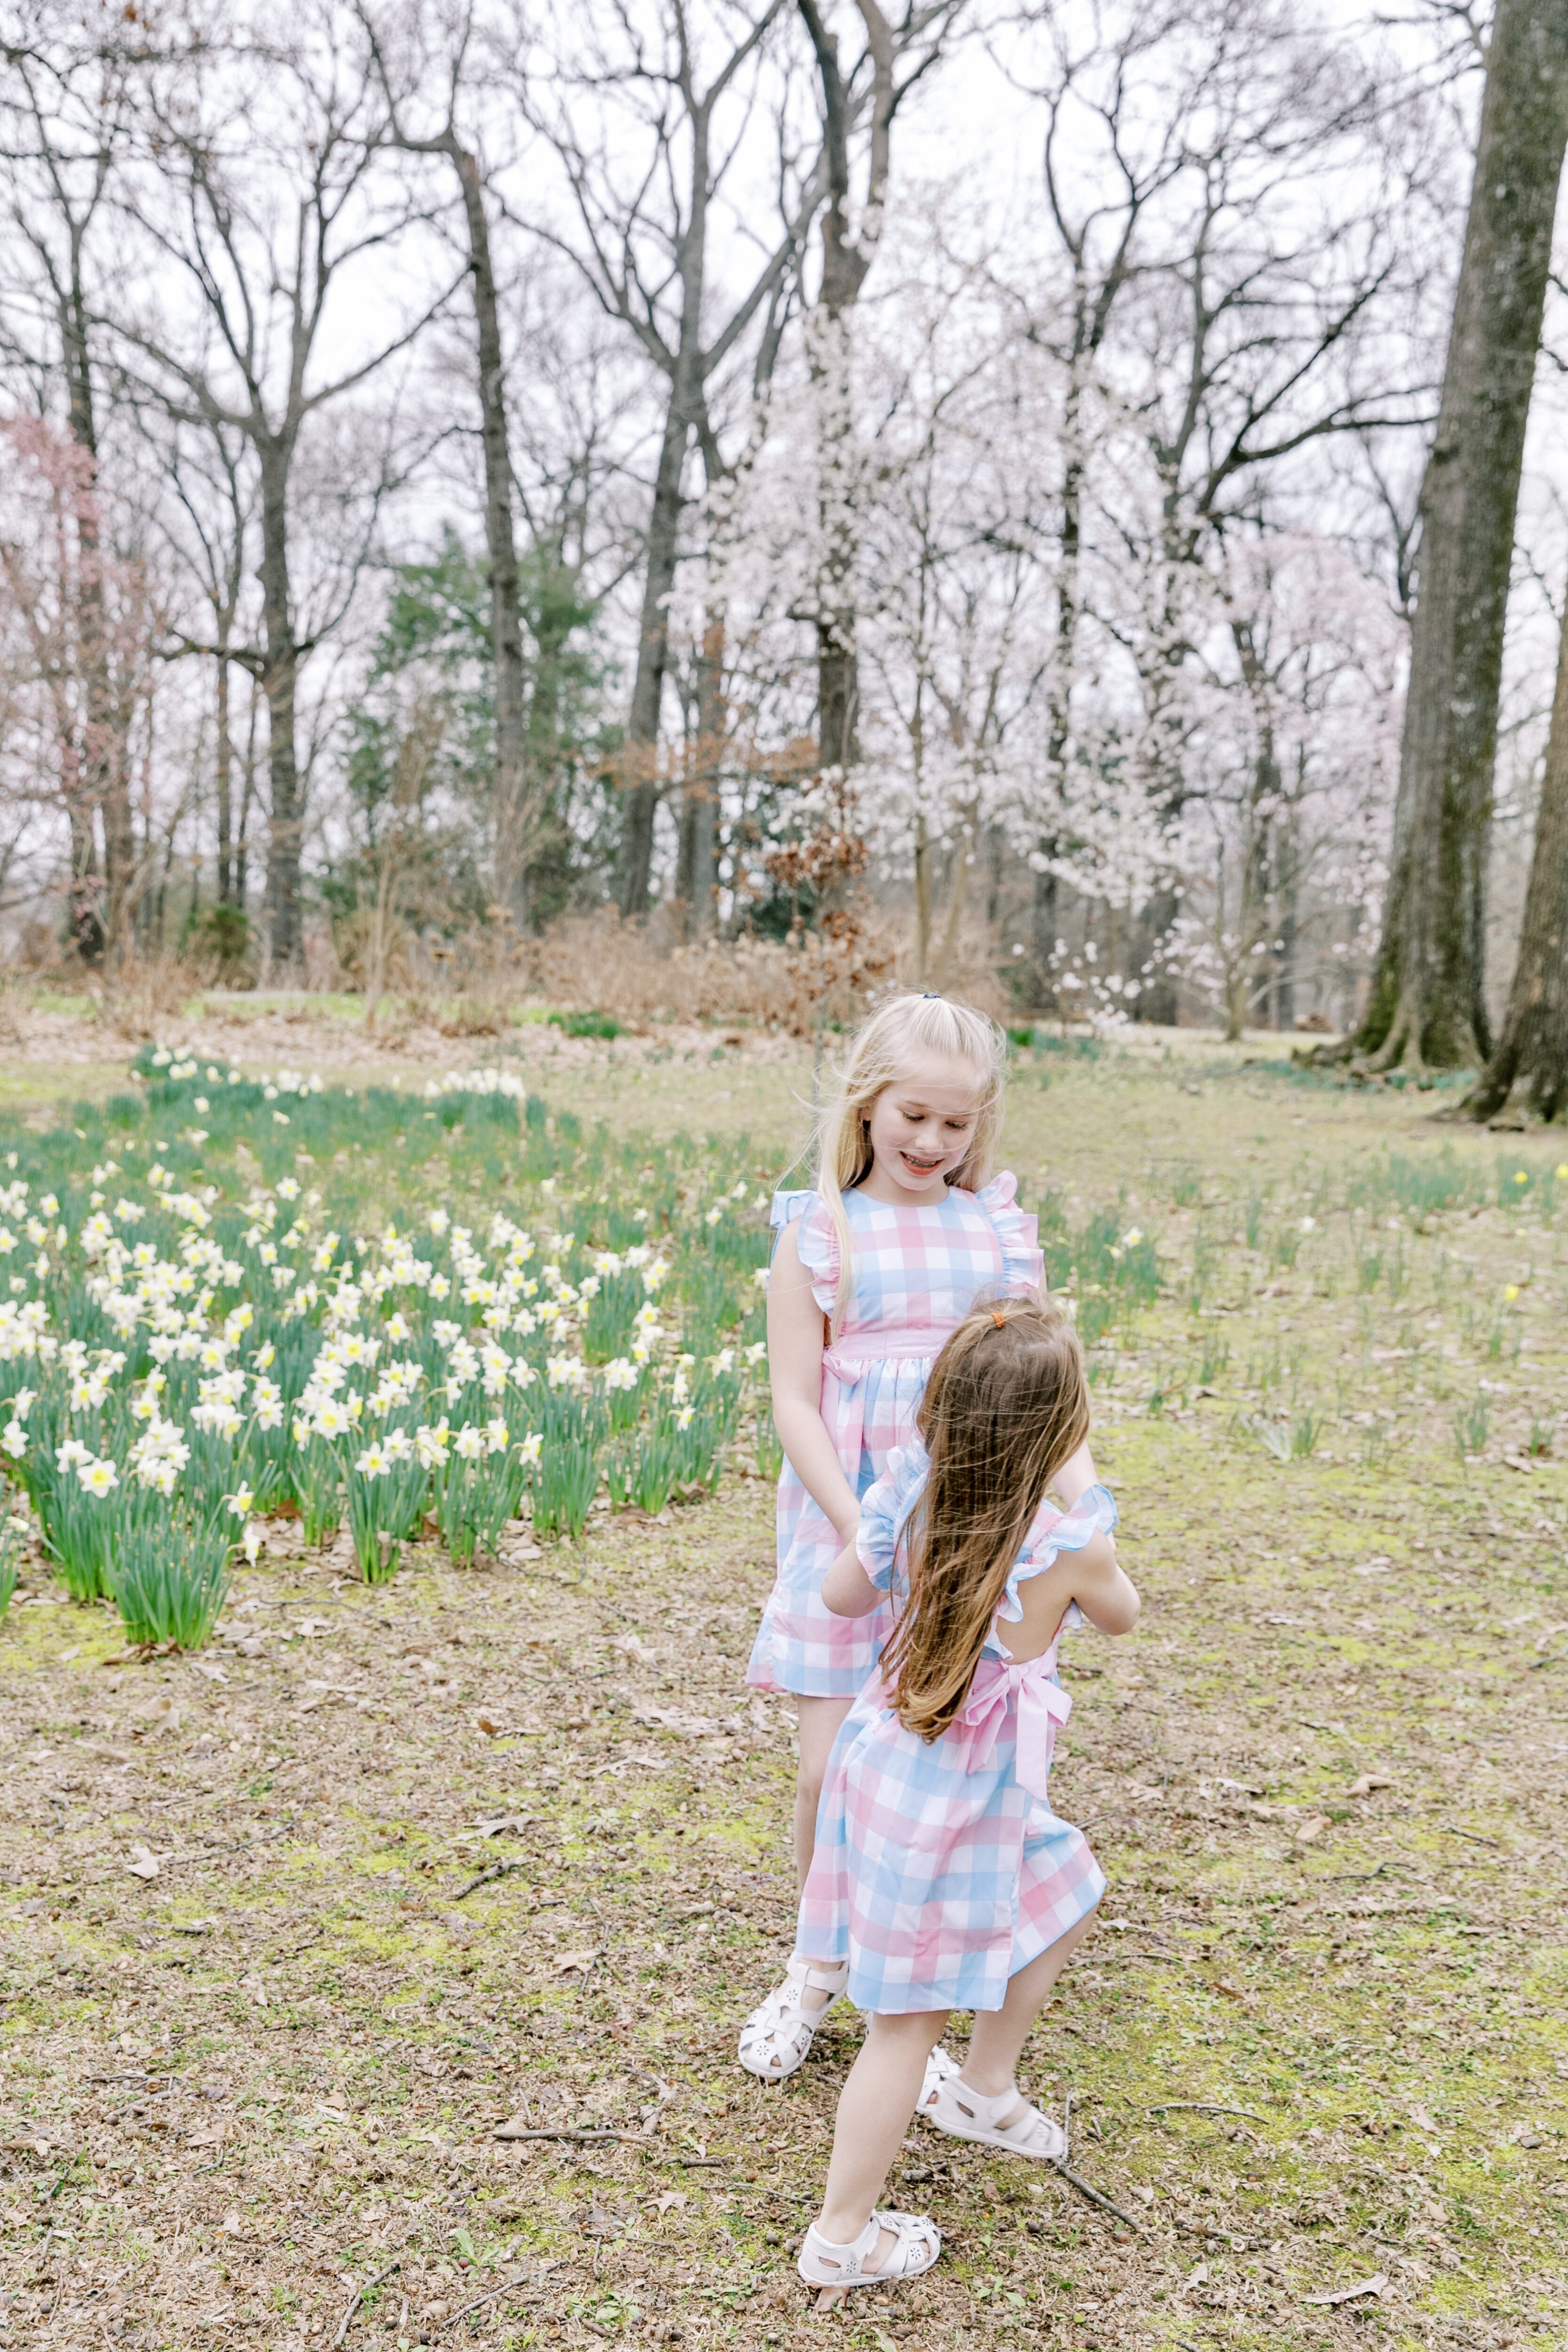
[1303,2273,1386,2306]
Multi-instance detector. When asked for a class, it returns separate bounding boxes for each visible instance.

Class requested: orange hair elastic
[991,1308,1008,1328]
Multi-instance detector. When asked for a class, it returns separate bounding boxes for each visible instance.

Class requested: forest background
[5,0,1568,1109]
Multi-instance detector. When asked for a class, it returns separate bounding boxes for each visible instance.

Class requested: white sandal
[919,2042,1067,2160]
[797,2209,941,2289]
[737,1955,849,2081]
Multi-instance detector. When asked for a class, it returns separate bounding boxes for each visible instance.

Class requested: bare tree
[525,0,825,916]
[104,5,454,973]
[0,8,140,954]
[1348,0,1568,1071]
[1002,0,1433,1016]
[155,417,257,912]
[359,1,541,923]
[796,0,964,774]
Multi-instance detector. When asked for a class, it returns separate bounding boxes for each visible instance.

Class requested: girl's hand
[821,1540,883,1620]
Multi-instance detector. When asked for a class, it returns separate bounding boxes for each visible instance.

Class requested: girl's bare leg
[959,1907,1098,2123]
[816,2009,950,2262]
[793,1694,852,1891]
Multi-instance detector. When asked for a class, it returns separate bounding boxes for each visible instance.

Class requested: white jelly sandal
[797,2209,941,2290]
[919,2042,1067,2160]
[738,1956,849,2081]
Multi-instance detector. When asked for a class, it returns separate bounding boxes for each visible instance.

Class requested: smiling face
[860,1050,987,1203]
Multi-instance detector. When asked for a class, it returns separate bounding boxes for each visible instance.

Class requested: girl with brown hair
[788,1295,1139,2296]
[740,993,1099,2083]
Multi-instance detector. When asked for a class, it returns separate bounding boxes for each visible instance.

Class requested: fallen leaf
[655,2191,687,2216]
[1214,1978,1246,2000]
[124,1843,160,1881]
[1303,2273,1386,2307]
[1292,1814,1329,1845]
[221,2211,246,2236]
[1348,1772,1393,1796]
[613,1633,662,1666]
[553,1947,598,1975]
[131,1695,184,1733]
[1185,2260,1209,2287]
[169,1918,214,1935]
[475,1814,539,1838]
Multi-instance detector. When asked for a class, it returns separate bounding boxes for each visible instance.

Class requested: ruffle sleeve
[770,1187,839,1315]
[854,1440,929,1591]
[997,1481,1120,1628]
[977,1170,1045,1295]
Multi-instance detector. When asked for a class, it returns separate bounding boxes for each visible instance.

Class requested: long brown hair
[880,1296,1090,1742]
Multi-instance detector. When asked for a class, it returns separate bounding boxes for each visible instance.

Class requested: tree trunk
[1460,591,1568,1121]
[238,690,257,914]
[452,142,530,923]
[812,318,860,771]
[675,608,724,937]
[215,622,235,906]
[55,260,111,957]
[258,439,304,976]
[1275,825,1297,1033]
[1353,0,1568,1071]
[618,389,690,916]
[799,0,895,776]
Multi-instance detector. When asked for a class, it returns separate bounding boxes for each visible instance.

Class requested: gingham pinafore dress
[745,1176,1043,1700]
[797,1441,1117,2014]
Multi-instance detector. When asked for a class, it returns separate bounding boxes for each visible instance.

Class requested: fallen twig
[439,2272,533,2331]
[1048,2159,1143,2233]
[454,1860,528,1902]
[1171,2216,1265,2248]
[493,2124,647,2145]
[332,2257,399,2348]
[1151,2102,1270,2125]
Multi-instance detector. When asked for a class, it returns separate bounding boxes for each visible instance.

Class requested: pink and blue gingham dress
[797,1441,1117,2014]
[746,1175,1043,1700]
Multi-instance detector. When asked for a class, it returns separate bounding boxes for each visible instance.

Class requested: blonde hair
[880,1296,1089,1742]
[815,993,1007,1336]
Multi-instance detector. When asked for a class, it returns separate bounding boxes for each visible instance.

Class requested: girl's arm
[767,1218,861,1543]
[1006,1530,1140,1661]
[821,1539,883,1619]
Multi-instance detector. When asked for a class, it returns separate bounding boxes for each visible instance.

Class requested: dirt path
[1,1048,1563,2351]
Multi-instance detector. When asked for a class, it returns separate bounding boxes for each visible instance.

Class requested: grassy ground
[1,1038,1565,2352]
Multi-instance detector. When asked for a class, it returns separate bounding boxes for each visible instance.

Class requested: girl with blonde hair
[739,993,1099,2082]
[792,1296,1137,2294]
